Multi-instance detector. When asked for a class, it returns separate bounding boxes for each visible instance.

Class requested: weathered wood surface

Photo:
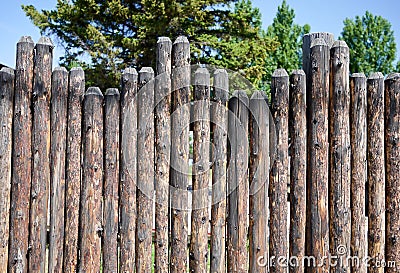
[349,73,367,273]
[306,38,330,273]
[103,88,120,273]
[63,67,85,273]
[289,70,306,273]
[0,67,14,272]
[249,90,270,273]
[136,67,155,273]
[384,73,400,273]
[189,68,210,273]
[170,36,190,273]
[29,36,53,273]
[155,37,172,273]
[329,41,351,273]
[210,69,228,273]
[120,67,138,273]
[227,90,249,273]
[269,69,289,273]
[367,72,385,273]
[79,87,104,273]
[48,67,68,273]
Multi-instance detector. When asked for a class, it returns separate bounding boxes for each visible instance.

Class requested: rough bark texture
[306,38,330,273]
[155,37,172,273]
[329,41,351,273]
[63,67,85,273]
[349,73,367,273]
[29,36,53,273]
[210,69,228,273]
[289,70,307,273]
[103,88,120,273]
[48,67,69,273]
[249,91,270,273]
[0,67,14,272]
[384,73,400,273]
[119,68,138,273]
[269,69,289,273]
[227,90,249,273]
[170,36,190,273]
[79,87,104,273]
[367,73,385,273]
[189,68,210,273]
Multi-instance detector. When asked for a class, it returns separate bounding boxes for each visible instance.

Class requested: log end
[139,67,154,74]
[332,40,348,49]
[232,90,249,106]
[195,67,210,86]
[310,38,328,48]
[123,67,138,75]
[291,69,305,76]
[53,67,68,72]
[250,90,268,100]
[272,68,289,78]
[173,36,189,45]
[157,36,172,44]
[0,67,15,75]
[386,72,400,81]
[18,35,34,44]
[105,88,120,96]
[85,87,103,97]
[368,72,384,80]
[37,36,54,47]
[351,73,366,78]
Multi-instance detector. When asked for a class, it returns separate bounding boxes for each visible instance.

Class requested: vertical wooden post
[136,67,155,273]
[269,69,289,273]
[120,68,138,273]
[48,67,69,273]
[0,67,14,273]
[155,37,172,273]
[189,68,210,273]
[329,41,351,273]
[79,87,104,273]
[227,90,249,273]
[350,73,367,273]
[63,67,85,273]
[249,91,270,273]
[29,36,53,273]
[385,73,400,273]
[170,36,190,273]
[210,69,228,273]
[306,38,330,273]
[367,72,385,273]
[289,70,307,273]
[103,88,120,273]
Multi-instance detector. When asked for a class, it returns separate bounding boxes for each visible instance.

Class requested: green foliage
[263,0,309,90]
[23,0,277,90]
[340,11,397,75]
[396,60,400,72]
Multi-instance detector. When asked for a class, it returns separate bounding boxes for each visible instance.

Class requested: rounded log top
[368,72,384,80]
[272,68,289,77]
[304,32,334,38]
[53,67,68,72]
[291,69,305,76]
[214,69,228,76]
[85,87,103,97]
[351,73,366,78]
[139,67,154,74]
[232,90,249,105]
[311,37,328,48]
[18,36,34,44]
[195,67,210,75]
[386,72,400,81]
[332,40,348,49]
[105,88,120,96]
[250,90,268,100]
[123,67,138,75]
[0,67,15,75]
[37,36,54,47]
[173,36,189,45]
[71,67,84,72]
[157,36,172,44]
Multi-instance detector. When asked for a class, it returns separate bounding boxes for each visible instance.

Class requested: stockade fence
[0,32,399,273]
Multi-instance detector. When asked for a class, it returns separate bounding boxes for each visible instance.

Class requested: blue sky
[1,0,400,68]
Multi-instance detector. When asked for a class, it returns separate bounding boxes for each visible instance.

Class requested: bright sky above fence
[0,0,399,68]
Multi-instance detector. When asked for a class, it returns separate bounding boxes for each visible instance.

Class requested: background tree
[340,11,397,75]
[23,0,277,90]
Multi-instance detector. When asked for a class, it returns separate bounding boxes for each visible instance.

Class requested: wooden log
[79,87,104,273]
[210,69,228,273]
[350,73,367,273]
[136,67,155,273]
[48,67,69,273]
[119,68,138,273]
[170,36,190,273]
[8,36,34,273]
[63,67,85,273]
[269,69,289,273]
[29,36,53,273]
[227,90,249,273]
[306,38,330,273]
[329,41,351,273]
[367,72,385,273]
[0,67,14,273]
[249,90,270,273]
[103,88,120,273]
[155,37,172,273]
[385,73,400,273]
[189,68,210,273]
[289,70,307,273]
